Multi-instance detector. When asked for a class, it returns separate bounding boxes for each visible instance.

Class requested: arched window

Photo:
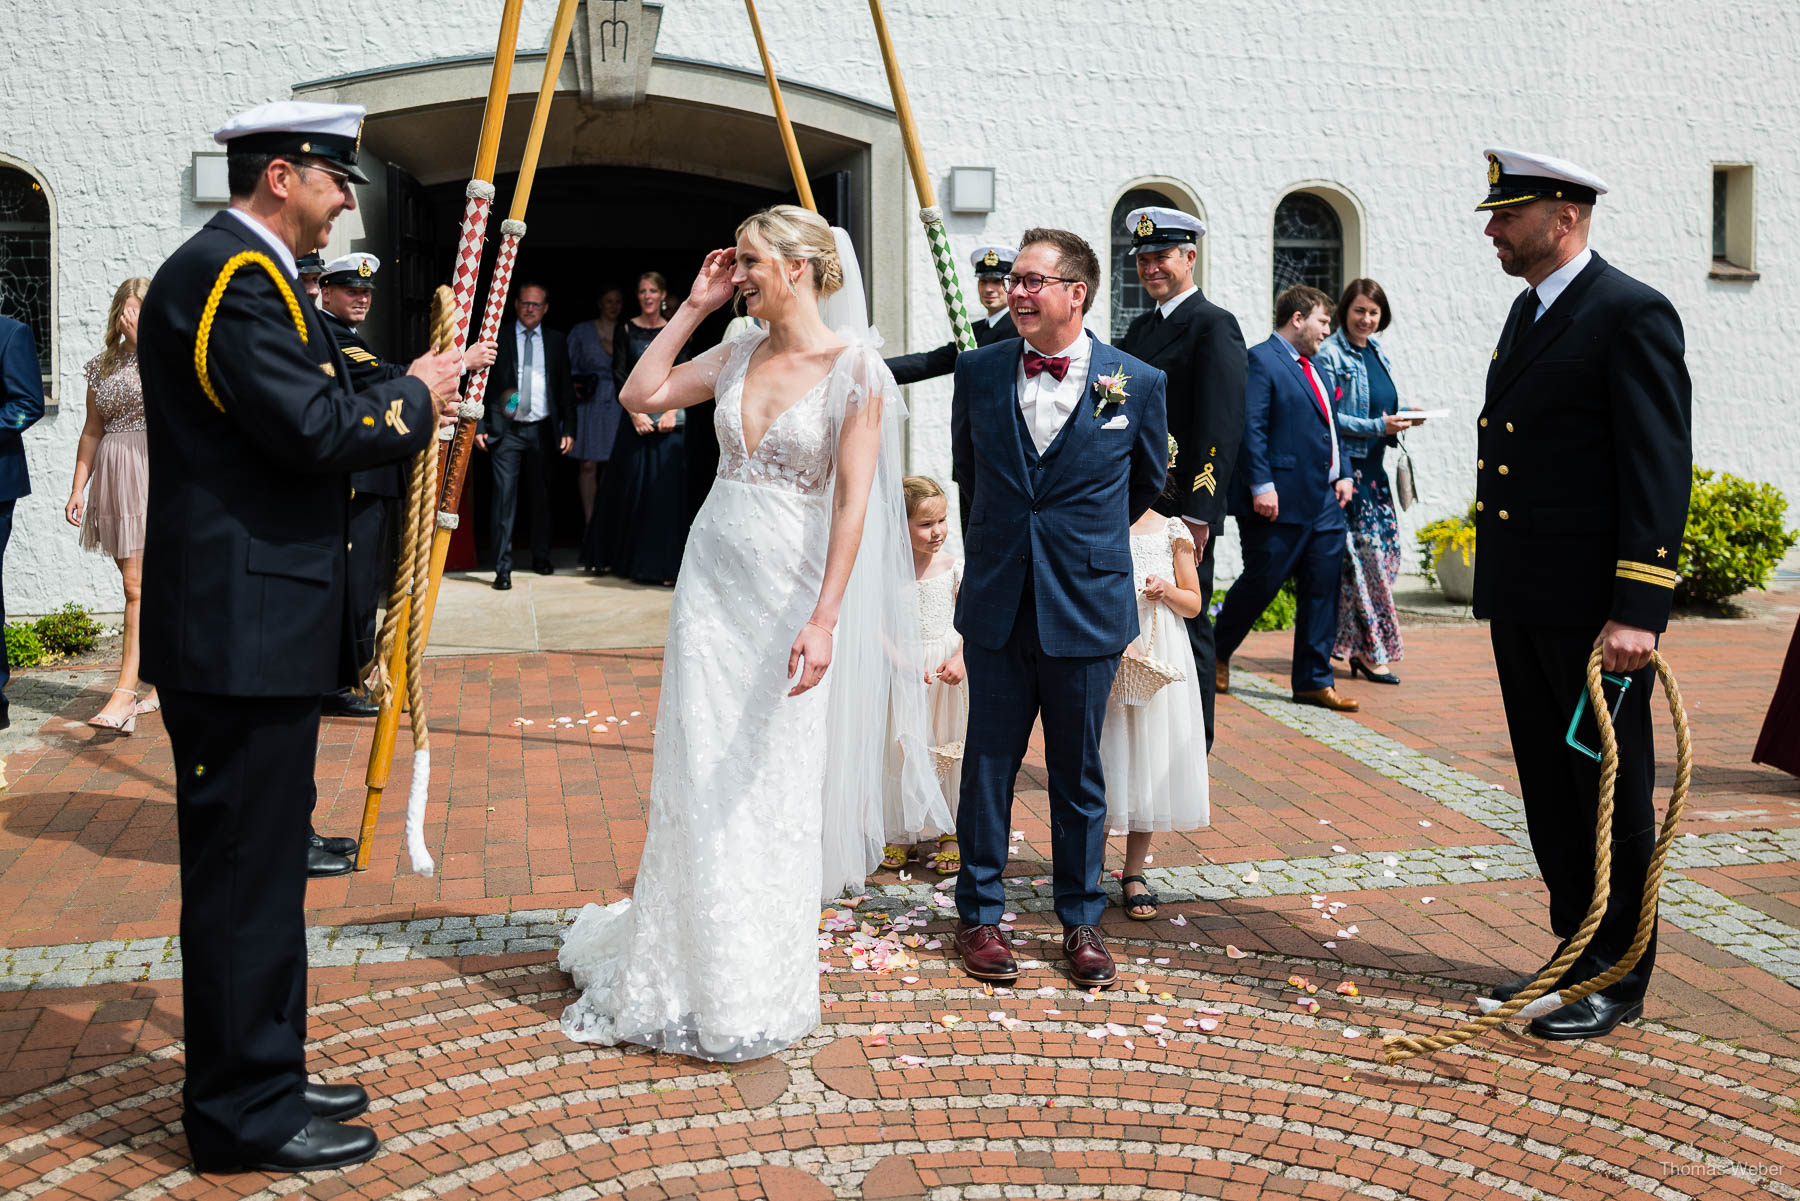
[1109,186,1176,335]
[1272,191,1342,304]
[0,165,51,382]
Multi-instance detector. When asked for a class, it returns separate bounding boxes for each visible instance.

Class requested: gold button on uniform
[1498,465,1509,475]
[1477,458,1484,469]
[1476,501,1485,512]
[347,541,354,550]
[1498,510,1509,520]
[1506,422,1514,432]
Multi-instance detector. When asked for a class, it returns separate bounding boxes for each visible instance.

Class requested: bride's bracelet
[806,620,835,638]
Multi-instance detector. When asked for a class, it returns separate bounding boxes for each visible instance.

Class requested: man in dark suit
[951,228,1167,990]
[0,314,45,731]
[476,281,573,589]
[887,244,1018,533]
[139,100,458,1173]
[1472,148,1691,1041]
[1116,207,1246,749]
[1213,284,1358,712]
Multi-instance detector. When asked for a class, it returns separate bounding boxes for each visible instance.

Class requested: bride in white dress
[557,205,947,1061]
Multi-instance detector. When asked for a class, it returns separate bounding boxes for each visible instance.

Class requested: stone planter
[1436,547,1476,604]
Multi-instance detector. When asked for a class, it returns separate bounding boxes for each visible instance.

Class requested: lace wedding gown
[559,326,945,1061]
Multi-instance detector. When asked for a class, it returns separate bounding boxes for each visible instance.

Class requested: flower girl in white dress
[1099,449,1211,920]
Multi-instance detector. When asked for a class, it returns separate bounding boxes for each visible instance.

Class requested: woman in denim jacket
[1316,280,1423,684]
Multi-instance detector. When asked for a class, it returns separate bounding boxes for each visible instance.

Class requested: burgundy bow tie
[1023,351,1070,382]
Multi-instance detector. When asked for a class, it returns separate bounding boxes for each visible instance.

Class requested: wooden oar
[745,0,815,210]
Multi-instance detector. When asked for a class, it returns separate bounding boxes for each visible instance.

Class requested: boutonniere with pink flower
[1092,371,1131,418]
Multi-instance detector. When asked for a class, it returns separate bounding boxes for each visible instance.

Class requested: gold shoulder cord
[194,251,309,412]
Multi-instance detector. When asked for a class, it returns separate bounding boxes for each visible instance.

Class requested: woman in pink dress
[65,277,155,732]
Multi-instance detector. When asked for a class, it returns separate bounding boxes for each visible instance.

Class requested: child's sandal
[1120,874,1159,920]
[880,844,911,871]
[933,836,961,876]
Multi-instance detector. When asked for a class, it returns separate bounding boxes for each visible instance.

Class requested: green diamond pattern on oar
[923,211,977,351]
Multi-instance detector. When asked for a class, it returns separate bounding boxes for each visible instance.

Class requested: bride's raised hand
[787,621,833,697]
[688,248,738,314]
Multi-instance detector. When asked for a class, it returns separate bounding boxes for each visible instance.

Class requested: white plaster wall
[9,0,1797,612]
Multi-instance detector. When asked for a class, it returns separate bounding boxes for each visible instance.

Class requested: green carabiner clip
[1565,672,1633,762]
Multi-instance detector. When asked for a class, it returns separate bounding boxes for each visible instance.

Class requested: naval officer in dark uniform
[886,244,1018,533]
[139,100,461,1172]
[1115,207,1247,749]
[1473,148,1692,1041]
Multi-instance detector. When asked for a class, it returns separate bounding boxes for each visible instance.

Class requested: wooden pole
[745,0,816,211]
[866,0,975,350]
[474,0,527,183]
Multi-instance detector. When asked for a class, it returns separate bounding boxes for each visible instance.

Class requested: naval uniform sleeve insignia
[320,362,337,377]
[343,346,379,363]
[194,251,309,413]
[1616,559,1680,589]
[363,415,376,426]
[384,397,411,437]
[1192,462,1217,494]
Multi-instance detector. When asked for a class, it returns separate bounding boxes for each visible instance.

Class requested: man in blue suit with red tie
[0,314,46,731]
[1214,284,1359,712]
[950,228,1168,990]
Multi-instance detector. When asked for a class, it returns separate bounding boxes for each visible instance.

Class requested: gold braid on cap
[195,251,308,412]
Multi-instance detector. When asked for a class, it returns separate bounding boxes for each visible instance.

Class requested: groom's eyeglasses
[1003,272,1079,295]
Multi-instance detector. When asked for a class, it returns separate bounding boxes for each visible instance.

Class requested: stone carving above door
[576,0,663,109]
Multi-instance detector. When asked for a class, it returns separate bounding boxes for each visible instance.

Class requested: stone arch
[0,154,56,399]
[1270,180,1366,310]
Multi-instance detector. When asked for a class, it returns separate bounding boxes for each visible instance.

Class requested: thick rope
[1381,648,1690,1064]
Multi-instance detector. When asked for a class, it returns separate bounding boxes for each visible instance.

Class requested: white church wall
[7,0,1797,614]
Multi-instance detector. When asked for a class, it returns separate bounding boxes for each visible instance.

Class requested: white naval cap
[1126,206,1206,252]
[1477,147,1609,211]
[213,100,371,185]
[320,252,380,288]
[969,244,1017,278]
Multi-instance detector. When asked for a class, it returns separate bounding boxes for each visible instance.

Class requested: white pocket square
[1101,414,1130,430]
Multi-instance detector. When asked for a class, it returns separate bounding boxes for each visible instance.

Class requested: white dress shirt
[1015,332,1091,456]
[223,208,297,279]
[1157,285,1198,320]
[1533,246,1592,321]
[514,323,549,423]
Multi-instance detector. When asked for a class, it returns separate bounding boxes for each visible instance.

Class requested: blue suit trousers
[1215,498,1347,692]
[955,574,1119,928]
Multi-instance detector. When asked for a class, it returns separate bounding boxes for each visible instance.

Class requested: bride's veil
[815,227,951,898]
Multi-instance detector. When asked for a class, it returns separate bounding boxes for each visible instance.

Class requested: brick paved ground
[1,598,1796,1199]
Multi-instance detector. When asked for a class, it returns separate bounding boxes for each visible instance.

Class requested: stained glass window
[0,168,52,380]
[1110,187,1175,336]
[1272,192,1342,305]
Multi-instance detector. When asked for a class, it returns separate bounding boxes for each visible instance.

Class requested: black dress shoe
[0,710,10,731]
[1484,973,1539,1004]
[310,832,359,858]
[1348,656,1401,685]
[239,1116,379,1172]
[492,573,512,591]
[304,1081,369,1122]
[307,845,353,878]
[321,689,379,718]
[533,561,554,576]
[1528,993,1644,1041]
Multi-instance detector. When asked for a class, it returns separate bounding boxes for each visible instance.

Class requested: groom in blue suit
[950,228,1168,989]
[1214,284,1359,711]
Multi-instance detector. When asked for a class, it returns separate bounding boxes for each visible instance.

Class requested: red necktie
[1297,355,1331,422]
[1023,351,1070,382]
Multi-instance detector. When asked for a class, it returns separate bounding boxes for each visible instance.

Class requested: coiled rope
[1381,647,1691,1065]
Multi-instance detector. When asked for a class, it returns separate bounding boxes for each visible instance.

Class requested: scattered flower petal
[1343,1028,1364,1039]
[1225,945,1248,959]
[1196,1018,1219,1032]
[901,976,919,983]
[987,1011,1007,1022]
[1420,896,1435,904]
[1332,845,1348,854]
[1169,914,1188,927]
[1419,820,1433,828]
[1472,861,1488,871]
[1242,869,1259,883]
[1297,997,1320,1014]
[1383,855,1398,866]
[1323,941,1337,949]
[1336,981,1359,996]
[896,1054,928,1066]
[938,1013,960,1027]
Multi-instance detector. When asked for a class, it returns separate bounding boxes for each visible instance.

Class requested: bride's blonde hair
[736,204,844,299]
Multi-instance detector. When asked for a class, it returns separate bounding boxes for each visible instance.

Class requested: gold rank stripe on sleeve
[343,346,379,363]
[1616,559,1680,588]
[195,251,309,413]
[1191,463,1217,494]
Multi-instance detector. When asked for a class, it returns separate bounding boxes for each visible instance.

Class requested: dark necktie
[1023,351,1070,381]
[1526,287,1543,323]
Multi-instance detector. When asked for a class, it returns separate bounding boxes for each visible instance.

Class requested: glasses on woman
[1002,272,1079,295]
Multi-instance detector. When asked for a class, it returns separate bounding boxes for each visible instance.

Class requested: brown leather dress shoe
[1062,925,1119,988]
[1215,659,1230,694]
[954,922,1020,982]
[1292,686,1359,712]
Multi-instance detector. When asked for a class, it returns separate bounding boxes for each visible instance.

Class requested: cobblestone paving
[0,614,1795,1198]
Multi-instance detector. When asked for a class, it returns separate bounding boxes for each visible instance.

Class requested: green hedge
[1678,467,1797,603]
[4,623,45,669]
[34,603,102,656]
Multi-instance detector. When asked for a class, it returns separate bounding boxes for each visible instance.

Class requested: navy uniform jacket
[319,307,407,499]
[0,316,44,502]
[951,333,1168,657]
[1117,290,1247,526]
[885,309,1018,385]
[1228,334,1350,524]
[1472,252,1692,633]
[139,212,435,696]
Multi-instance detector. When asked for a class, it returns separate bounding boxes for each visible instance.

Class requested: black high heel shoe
[1348,656,1401,685]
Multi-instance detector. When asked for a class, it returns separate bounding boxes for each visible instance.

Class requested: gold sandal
[881,844,911,871]
[933,835,961,876]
